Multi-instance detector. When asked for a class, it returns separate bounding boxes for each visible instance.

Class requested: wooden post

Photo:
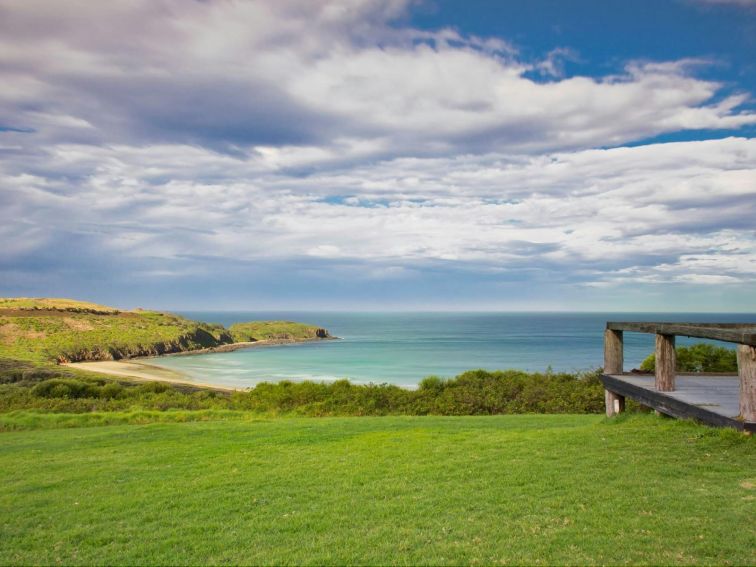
[655,333,676,392]
[605,389,625,417]
[603,329,623,374]
[737,345,756,423]
[603,329,625,416]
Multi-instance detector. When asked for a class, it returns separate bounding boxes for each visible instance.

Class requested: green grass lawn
[1,414,754,565]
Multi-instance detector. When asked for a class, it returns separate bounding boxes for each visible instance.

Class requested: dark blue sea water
[147,312,755,388]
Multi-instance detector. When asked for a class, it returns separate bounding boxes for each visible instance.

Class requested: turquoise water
[148,312,755,388]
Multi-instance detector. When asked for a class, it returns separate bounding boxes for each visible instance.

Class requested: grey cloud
[1,0,755,161]
[76,76,343,150]
[1,1,755,310]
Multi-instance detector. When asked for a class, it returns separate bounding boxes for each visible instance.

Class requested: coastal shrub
[137,381,170,394]
[100,382,124,399]
[640,343,737,373]
[1,366,606,416]
[32,379,102,399]
[0,359,34,384]
[418,375,444,392]
[237,370,604,416]
[21,367,62,383]
[412,369,605,415]
[0,382,232,413]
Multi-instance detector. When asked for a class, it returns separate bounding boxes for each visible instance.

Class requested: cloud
[0,0,754,159]
[689,0,756,7]
[1,0,755,309]
[2,137,754,293]
[533,47,581,78]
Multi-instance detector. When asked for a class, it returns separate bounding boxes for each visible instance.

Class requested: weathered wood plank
[603,329,623,374]
[600,374,753,432]
[606,322,756,346]
[655,334,676,392]
[737,345,756,422]
[618,374,740,417]
[607,322,755,329]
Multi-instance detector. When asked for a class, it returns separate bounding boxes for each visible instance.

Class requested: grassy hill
[0,298,329,365]
[0,301,232,364]
[229,320,330,342]
[0,414,753,565]
[0,297,121,314]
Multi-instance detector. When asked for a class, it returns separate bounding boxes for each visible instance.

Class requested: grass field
[1,413,753,565]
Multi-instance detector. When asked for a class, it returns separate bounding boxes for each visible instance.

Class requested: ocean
[147,312,755,388]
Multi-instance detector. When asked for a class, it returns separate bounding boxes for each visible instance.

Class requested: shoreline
[66,358,419,392]
[151,336,338,358]
[64,360,242,391]
[64,337,338,391]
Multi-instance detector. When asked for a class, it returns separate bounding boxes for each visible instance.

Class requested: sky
[1,0,755,312]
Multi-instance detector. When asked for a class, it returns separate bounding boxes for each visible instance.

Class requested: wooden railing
[603,322,756,422]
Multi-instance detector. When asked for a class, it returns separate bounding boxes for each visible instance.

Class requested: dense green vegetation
[0,297,328,364]
[1,414,753,565]
[640,342,738,373]
[229,320,330,342]
[0,360,605,420]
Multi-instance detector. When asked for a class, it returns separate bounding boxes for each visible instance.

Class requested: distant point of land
[0,297,332,366]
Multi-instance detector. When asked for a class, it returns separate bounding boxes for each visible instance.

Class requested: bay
[147,312,755,388]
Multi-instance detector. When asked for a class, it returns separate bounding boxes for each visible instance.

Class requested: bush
[418,375,444,392]
[640,343,737,373]
[3,365,606,416]
[100,382,124,399]
[237,369,605,416]
[0,358,39,384]
[32,379,102,399]
[137,381,169,394]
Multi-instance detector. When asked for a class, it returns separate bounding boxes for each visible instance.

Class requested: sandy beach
[64,360,239,391]
[63,338,338,391]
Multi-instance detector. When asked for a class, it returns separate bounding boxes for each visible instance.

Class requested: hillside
[0,414,752,565]
[229,320,330,342]
[0,297,121,314]
[0,298,329,365]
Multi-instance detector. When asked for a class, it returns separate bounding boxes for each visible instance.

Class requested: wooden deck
[601,373,753,432]
[601,321,756,432]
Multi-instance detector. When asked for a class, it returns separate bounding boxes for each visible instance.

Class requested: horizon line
[168,308,756,315]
